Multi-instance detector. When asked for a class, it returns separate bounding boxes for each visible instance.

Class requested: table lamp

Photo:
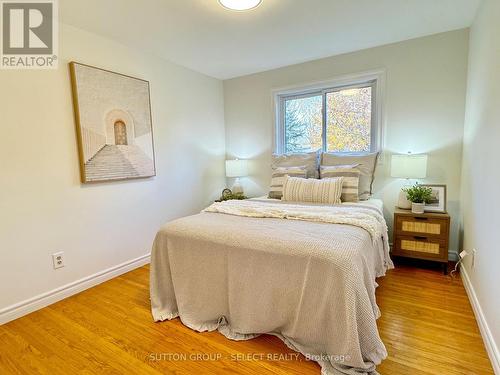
[225,159,249,194]
[391,153,428,209]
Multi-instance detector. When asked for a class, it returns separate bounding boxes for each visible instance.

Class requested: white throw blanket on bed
[204,200,388,245]
[151,199,394,375]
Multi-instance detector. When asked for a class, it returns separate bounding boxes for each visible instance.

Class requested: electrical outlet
[472,248,477,269]
[52,252,65,269]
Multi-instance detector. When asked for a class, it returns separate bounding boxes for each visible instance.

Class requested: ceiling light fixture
[218,0,262,11]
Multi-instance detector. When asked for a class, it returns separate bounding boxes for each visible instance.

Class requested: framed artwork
[69,62,156,183]
[422,184,447,213]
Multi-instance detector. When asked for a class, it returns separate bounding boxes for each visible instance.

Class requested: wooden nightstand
[392,208,450,274]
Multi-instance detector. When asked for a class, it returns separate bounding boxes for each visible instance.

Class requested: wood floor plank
[0,263,494,374]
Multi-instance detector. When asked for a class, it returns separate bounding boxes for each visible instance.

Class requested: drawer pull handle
[414,236,427,240]
[414,217,428,221]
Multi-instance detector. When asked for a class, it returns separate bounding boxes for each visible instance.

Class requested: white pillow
[271,150,320,178]
[282,175,343,205]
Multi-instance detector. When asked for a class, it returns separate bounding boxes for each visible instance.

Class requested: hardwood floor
[0,263,494,375]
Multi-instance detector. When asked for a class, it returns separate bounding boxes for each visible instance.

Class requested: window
[275,73,382,154]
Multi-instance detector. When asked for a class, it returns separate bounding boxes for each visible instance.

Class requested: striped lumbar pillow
[268,166,307,199]
[282,175,343,204]
[320,164,360,202]
[321,152,379,200]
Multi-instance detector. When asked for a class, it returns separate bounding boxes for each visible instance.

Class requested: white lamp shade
[391,154,428,179]
[225,159,249,177]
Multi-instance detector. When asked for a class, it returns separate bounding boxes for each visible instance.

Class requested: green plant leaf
[402,183,433,204]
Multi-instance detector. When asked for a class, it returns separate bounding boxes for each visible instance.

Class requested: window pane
[326,87,372,152]
[284,95,322,153]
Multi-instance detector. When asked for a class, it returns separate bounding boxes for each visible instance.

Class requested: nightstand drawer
[393,235,448,261]
[395,215,449,238]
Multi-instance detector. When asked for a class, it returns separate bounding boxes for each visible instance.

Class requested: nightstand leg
[443,263,448,275]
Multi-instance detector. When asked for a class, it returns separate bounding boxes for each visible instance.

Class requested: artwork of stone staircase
[85,145,155,181]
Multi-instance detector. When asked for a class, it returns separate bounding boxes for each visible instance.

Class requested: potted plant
[216,188,248,202]
[402,183,432,214]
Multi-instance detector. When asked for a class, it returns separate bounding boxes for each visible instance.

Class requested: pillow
[271,150,320,178]
[320,165,360,202]
[268,166,307,199]
[282,175,343,205]
[321,152,379,200]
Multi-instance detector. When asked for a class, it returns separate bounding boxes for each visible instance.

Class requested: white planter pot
[411,202,425,214]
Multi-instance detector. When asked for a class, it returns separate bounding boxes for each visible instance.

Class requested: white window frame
[273,70,385,155]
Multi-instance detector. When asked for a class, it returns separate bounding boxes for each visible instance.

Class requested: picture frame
[422,184,447,213]
[69,62,156,183]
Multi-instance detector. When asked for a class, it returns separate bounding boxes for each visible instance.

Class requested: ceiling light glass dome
[219,0,262,11]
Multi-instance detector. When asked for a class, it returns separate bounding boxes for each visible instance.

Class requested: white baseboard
[0,253,150,325]
[461,267,500,374]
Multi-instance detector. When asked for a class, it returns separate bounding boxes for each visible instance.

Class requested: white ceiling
[60,0,480,80]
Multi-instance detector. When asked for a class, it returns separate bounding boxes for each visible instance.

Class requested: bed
[150,197,393,375]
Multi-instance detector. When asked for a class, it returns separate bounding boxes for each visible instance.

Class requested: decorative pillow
[320,165,360,203]
[282,175,343,205]
[268,166,307,199]
[271,150,320,178]
[321,152,379,200]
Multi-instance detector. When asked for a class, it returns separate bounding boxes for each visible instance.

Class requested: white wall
[461,0,500,371]
[223,30,469,255]
[0,24,226,315]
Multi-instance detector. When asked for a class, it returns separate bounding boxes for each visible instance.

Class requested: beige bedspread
[150,200,393,375]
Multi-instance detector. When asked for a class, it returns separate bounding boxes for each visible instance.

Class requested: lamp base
[232,178,244,194]
[397,189,411,210]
